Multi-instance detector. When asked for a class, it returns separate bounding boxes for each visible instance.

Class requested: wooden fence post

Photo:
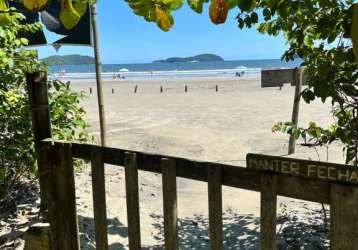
[47,142,80,250]
[161,158,179,250]
[330,184,358,249]
[26,72,52,214]
[124,152,141,249]
[208,164,223,250]
[260,173,277,250]
[91,149,109,250]
[288,67,303,155]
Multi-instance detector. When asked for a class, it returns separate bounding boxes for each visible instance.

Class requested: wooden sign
[261,68,307,88]
[246,153,358,185]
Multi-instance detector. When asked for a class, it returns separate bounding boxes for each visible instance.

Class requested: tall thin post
[288,68,303,155]
[26,72,52,214]
[91,4,106,146]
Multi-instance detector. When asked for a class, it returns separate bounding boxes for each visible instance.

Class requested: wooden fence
[41,139,358,250]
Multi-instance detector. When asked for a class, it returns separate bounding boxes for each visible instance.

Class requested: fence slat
[330,183,358,250]
[124,152,141,249]
[208,165,223,250]
[161,158,179,250]
[260,173,277,250]
[48,142,80,250]
[91,149,109,250]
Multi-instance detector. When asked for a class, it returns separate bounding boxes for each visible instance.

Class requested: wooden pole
[208,165,223,250]
[91,149,109,250]
[47,142,80,250]
[260,173,277,250]
[91,4,106,146]
[161,158,179,250]
[124,152,141,249]
[330,183,358,249]
[288,68,303,155]
[26,72,52,214]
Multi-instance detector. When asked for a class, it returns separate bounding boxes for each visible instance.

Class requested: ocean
[50,59,302,81]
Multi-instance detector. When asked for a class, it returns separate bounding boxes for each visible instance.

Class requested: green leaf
[187,0,208,13]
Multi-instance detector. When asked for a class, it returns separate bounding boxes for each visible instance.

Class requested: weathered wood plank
[124,152,141,249]
[91,149,109,250]
[42,140,332,204]
[26,72,52,213]
[330,183,358,250]
[260,173,277,250]
[261,68,307,88]
[48,142,80,250]
[207,164,223,250]
[247,153,358,185]
[161,158,179,250]
[261,68,295,88]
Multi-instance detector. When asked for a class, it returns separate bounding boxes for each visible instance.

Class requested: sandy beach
[69,75,338,249]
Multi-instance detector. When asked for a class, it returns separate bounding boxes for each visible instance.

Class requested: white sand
[69,75,337,249]
[73,75,342,163]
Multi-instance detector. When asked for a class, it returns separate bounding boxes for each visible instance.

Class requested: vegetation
[0,12,91,210]
[42,54,95,65]
[257,1,358,165]
[154,53,223,63]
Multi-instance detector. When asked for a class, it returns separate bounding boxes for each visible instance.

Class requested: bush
[0,12,91,208]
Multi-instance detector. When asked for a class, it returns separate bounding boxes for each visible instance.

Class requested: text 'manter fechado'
[246,153,358,184]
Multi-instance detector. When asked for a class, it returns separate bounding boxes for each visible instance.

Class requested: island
[153,54,224,63]
[41,54,95,65]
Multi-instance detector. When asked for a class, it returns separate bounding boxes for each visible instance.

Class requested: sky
[37,0,288,64]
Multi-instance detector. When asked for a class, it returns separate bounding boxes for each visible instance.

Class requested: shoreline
[63,74,260,83]
[53,69,261,82]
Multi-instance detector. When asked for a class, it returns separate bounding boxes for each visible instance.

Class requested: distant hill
[154,54,224,63]
[42,54,95,65]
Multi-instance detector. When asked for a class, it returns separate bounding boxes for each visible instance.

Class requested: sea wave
[51,67,262,81]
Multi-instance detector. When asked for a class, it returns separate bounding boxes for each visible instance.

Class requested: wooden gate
[41,139,358,250]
